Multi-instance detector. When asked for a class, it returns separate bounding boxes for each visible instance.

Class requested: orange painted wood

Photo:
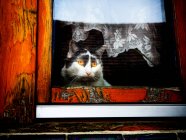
[52,87,147,103]
[37,0,52,103]
[51,87,182,103]
[103,88,147,102]
[173,0,186,91]
[0,0,37,122]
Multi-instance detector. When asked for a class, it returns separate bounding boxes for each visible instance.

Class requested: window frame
[36,0,186,118]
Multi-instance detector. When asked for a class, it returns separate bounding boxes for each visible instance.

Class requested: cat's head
[61,40,107,86]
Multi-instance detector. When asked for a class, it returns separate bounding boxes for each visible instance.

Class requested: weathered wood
[37,0,52,103]
[0,0,37,122]
[1,120,186,133]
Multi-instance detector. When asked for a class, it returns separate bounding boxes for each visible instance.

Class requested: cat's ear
[67,40,79,58]
[95,45,107,57]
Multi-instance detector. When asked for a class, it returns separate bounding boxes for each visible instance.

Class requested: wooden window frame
[37,0,186,104]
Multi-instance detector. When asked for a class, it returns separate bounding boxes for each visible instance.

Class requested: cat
[61,40,111,87]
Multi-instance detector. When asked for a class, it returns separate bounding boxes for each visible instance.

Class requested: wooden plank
[37,0,52,103]
[0,0,37,122]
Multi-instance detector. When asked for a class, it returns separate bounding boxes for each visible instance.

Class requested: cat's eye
[77,59,84,66]
[91,62,97,67]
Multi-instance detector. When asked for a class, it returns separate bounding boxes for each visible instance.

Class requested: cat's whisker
[93,77,98,81]
[69,76,79,86]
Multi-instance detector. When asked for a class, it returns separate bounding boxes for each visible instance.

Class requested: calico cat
[61,40,111,87]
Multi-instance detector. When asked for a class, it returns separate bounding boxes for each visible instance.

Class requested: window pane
[53,0,166,23]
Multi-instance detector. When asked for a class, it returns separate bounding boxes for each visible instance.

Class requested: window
[36,0,186,118]
[52,0,181,87]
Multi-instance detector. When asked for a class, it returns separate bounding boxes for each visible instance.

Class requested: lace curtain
[62,21,160,67]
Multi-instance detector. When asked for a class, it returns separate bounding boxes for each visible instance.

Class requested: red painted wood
[173,0,186,90]
[51,87,182,103]
[52,88,147,103]
[37,0,52,103]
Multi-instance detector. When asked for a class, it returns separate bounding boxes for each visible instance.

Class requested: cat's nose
[86,72,91,76]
